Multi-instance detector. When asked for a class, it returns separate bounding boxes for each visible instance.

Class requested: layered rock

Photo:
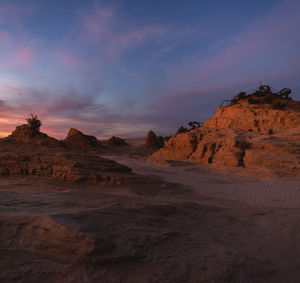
[63,128,101,151]
[152,100,300,175]
[205,99,300,134]
[0,144,134,184]
[0,126,138,185]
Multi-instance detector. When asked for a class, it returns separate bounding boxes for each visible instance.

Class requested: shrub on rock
[26,114,42,132]
[176,126,189,134]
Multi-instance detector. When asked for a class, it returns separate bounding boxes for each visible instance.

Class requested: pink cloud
[0,80,20,93]
[55,52,78,69]
[0,3,38,70]
[82,3,120,42]
[0,42,35,70]
[10,47,34,68]
[84,16,108,37]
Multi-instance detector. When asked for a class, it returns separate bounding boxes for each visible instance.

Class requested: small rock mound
[108,136,128,146]
[6,124,65,148]
[64,128,101,151]
[145,131,164,149]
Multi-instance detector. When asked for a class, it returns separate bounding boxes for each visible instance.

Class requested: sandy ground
[0,142,300,282]
[102,153,300,209]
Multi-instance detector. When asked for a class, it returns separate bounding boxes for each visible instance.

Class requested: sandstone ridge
[152,99,300,175]
[0,126,138,185]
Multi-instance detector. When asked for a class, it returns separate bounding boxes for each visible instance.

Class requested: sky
[0,0,299,138]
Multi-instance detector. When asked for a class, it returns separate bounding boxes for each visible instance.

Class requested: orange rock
[152,100,300,175]
[6,124,65,148]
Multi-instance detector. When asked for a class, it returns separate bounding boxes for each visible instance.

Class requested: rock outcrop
[0,143,134,184]
[108,136,128,146]
[6,124,66,148]
[145,131,164,149]
[152,99,300,175]
[63,128,101,151]
[0,126,139,185]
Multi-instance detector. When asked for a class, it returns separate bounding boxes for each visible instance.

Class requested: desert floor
[0,139,300,282]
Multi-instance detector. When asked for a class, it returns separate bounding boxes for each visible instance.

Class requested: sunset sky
[0,0,299,138]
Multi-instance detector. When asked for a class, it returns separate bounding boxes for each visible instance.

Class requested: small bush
[221,84,293,108]
[188,121,202,130]
[26,114,42,132]
[176,126,189,134]
[263,96,274,104]
[248,98,260,104]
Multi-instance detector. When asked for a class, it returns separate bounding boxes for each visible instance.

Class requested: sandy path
[103,155,300,209]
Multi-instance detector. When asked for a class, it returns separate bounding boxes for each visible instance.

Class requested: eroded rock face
[205,99,300,134]
[152,101,300,175]
[64,128,101,151]
[0,144,134,184]
[0,126,139,185]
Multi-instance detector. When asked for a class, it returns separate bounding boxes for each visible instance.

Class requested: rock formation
[5,124,66,148]
[0,126,139,185]
[108,136,128,146]
[152,97,300,175]
[63,128,101,151]
[145,130,164,149]
[0,147,135,184]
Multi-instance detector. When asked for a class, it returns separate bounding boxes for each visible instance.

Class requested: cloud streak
[0,79,158,138]
[0,3,37,70]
